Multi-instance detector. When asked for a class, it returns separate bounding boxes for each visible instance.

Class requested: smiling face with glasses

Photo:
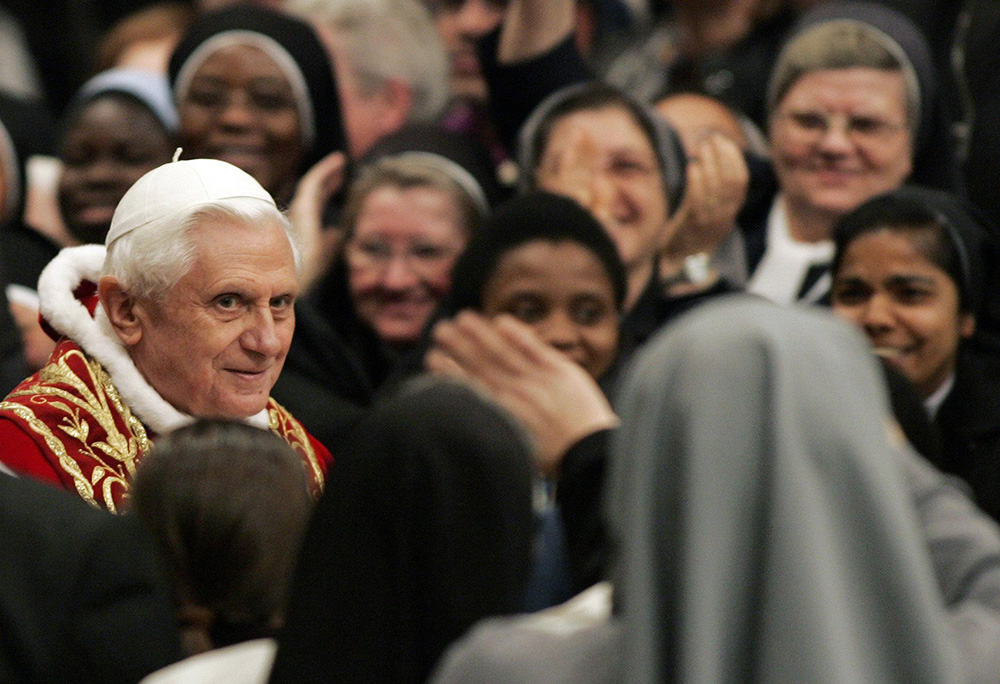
[346,185,470,347]
[769,67,913,239]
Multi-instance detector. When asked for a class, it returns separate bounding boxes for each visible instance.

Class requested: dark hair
[832,190,981,315]
[129,419,313,653]
[444,191,628,316]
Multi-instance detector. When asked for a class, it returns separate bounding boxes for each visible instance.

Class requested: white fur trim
[37,246,270,435]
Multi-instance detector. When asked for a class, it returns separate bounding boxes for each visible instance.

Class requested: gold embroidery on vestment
[0,401,97,507]
[3,349,149,511]
[268,399,324,495]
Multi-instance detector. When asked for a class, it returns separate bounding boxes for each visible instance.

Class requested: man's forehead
[186,218,297,270]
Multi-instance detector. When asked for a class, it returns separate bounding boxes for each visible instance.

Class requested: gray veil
[608,294,964,683]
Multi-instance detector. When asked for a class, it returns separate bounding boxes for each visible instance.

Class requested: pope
[0,156,331,511]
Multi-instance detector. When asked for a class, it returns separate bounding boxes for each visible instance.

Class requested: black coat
[936,347,1000,522]
[0,474,182,684]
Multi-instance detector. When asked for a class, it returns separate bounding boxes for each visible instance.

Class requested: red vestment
[0,339,330,512]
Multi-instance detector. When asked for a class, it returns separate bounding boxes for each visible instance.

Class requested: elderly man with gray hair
[288,0,450,159]
[0,156,331,512]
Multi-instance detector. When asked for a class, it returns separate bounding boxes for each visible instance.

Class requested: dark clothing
[269,378,535,684]
[1,221,59,291]
[617,271,733,375]
[737,153,780,276]
[477,29,590,156]
[0,91,55,221]
[952,1,1000,231]
[658,7,796,129]
[556,428,612,594]
[936,348,1000,523]
[881,359,944,466]
[270,299,371,454]
[307,258,401,395]
[0,265,28,396]
[0,473,183,684]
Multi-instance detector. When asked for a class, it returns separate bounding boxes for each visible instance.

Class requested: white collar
[747,196,835,305]
[37,245,270,435]
[923,373,955,421]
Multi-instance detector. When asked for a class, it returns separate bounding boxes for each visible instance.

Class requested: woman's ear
[98,276,143,347]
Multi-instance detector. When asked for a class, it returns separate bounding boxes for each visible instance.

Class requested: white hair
[103,197,300,302]
[288,0,449,123]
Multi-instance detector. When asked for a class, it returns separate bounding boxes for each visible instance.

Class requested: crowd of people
[3,0,1000,682]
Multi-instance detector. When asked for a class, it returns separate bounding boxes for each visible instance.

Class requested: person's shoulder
[431,594,621,684]
[0,472,104,525]
[941,347,1000,438]
[0,474,182,684]
[265,397,333,490]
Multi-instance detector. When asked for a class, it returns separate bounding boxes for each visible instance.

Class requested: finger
[563,132,600,209]
[714,135,750,189]
[431,312,530,380]
[685,159,709,218]
[491,314,573,370]
[695,137,725,200]
[317,151,348,195]
[297,151,346,199]
[424,347,471,380]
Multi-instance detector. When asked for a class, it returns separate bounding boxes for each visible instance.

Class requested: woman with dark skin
[442,190,626,385]
[427,191,625,596]
[168,4,345,207]
[58,68,177,246]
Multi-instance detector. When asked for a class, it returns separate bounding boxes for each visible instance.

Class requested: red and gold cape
[0,339,330,512]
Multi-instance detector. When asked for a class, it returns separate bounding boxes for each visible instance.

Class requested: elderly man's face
[129,216,298,419]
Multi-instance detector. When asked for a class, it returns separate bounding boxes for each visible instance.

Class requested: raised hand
[426,311,619,475]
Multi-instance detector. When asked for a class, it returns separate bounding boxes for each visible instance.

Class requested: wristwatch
[663,252,713,288]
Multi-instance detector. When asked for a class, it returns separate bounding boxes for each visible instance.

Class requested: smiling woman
[58,68,178,245]
[745,1,954,306]
[300,152,486,393]
[830,185,1000,522]
[443,191,626,383]
[518,82,686,311]
[169,4,345,206]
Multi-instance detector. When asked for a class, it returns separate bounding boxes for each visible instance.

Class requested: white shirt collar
[747,196,835,305]
[923,373,955,421]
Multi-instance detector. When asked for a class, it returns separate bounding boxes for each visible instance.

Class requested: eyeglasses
[346,238,463,276]
[775,110,907,146]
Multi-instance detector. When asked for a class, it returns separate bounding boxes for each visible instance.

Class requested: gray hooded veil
[609,295,965,683]
[434,295,1000,682]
